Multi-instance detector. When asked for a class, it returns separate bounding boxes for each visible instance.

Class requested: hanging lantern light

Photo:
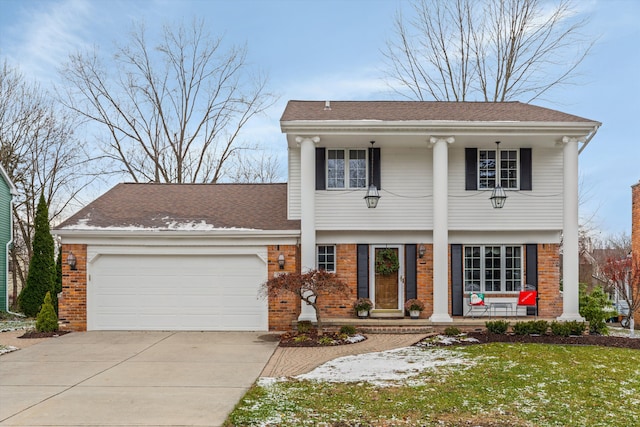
[364,141,381,208]
[490,141,507,209]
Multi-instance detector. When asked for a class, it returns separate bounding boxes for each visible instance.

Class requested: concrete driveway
[0,331,279,426]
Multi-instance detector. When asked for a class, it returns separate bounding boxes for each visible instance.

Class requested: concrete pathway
[261,333,427,377]
[0,331,278,427]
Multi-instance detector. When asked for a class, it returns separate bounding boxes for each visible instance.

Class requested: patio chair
[467,293,489,318]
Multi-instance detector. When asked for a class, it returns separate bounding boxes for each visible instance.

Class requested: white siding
[449,147,563,231]
[316,147,432,230]
[288,148,301,220]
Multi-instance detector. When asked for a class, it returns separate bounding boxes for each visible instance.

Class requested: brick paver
[261,333,427,377]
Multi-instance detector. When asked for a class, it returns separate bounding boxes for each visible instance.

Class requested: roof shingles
[56,183,299,231]
[280,100,598,123]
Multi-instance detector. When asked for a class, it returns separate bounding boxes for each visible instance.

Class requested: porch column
[558,136,584,321]
[296,135,320,322]
[429,136,454,322]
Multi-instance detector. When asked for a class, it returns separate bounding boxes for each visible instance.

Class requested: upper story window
[464,245,522,293]
[317,245,336,272]
[478,149,519,189]
[327,149,367,189]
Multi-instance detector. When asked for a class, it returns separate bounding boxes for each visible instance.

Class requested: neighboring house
[55,101,600,331]
[0,165,17,311]
[632,181,640,326]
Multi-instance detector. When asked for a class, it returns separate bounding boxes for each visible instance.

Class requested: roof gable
[56,183,299,232]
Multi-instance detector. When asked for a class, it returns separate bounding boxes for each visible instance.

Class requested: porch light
[418,244,426,258]
[278,253,285,270]
[67,252,77,270]
[490,141,507,209]
[364,141,381,209]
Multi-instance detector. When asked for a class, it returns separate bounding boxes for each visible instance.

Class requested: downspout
[578,124,600,155]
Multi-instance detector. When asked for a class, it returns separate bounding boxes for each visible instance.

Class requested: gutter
[578,124,601,155]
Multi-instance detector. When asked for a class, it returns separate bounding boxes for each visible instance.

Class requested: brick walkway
[261,333,427,377]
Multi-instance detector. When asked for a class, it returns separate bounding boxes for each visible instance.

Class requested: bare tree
[228,149,282,184]
[59,19,276,184]
[0,60,91,307]
[383,0,593,102]
[600,256,640,336]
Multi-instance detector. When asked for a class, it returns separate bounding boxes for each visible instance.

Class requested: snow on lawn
[261,345,473,387]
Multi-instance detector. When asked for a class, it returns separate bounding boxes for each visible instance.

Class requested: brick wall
[632,183,640,328]
[267,245,300,331]
[417,244,434,318]
[537,243,562,317]
[58,244,87,331]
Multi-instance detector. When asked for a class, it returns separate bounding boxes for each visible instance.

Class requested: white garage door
[89,254,268,331]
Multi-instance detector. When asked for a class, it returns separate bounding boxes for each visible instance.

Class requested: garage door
[88,254,268,331]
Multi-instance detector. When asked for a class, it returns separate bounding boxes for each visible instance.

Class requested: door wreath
[375,248,400,276]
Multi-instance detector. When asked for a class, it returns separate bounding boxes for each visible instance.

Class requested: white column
[429,136,454,322]
[296,135,320,322]
[558,136,584,321]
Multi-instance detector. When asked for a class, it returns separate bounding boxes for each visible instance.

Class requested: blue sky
[0,0,638,239]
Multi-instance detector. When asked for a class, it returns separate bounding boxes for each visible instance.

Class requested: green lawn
[225,343,640,426]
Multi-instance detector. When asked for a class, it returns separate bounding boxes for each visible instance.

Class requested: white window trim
[317,245,336,272]
[464,244,523,294]
[326,148,368,190]
[478,149,519,190]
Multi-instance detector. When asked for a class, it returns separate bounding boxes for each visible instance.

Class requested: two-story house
[55,101,599,331]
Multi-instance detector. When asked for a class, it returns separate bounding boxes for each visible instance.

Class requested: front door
[372,246,403,310]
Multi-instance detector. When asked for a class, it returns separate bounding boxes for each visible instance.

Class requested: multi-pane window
[464,245,522,293]
[317,245,336,272]
[478,149,518,189]
[327,149,366,189]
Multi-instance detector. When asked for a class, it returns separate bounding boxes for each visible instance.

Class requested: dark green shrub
[19,194,56,317]
[486,320,509,334]
[297,320,313,333]
[530,320,549,335]
[35,292,58,332]
[443,326,462,336]
[579,285,611,335]
[513,322,533,335]
[550,321,571,337]
[567,320,586,335]
[340,325,357,336]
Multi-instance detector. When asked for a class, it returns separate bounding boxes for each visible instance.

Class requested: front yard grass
[225,343,640,426]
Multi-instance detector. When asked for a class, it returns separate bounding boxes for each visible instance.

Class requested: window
[317,245,336,272]
[327,149,366,189]
[464,245,522,293]
[478,149,519,189]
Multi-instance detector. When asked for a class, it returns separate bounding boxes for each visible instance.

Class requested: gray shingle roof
[280,100,598,123]
[56,183,299,231]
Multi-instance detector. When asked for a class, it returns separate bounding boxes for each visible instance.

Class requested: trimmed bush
[35,292,58,332]
[486,320,509,334]
[297,320,313,333]
[340,325,357,336]
[530,320,549,335]
[513,322,532,335]
[580,285,611,335]
[443,326,462,336]
[550,321,571,337]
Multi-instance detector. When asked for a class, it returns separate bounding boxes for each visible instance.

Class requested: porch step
[358,325,435,334]
[370,309,404,318]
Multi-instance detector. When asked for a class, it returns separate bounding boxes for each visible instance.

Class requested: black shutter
[369,147,381,189]
[357,244,369,298]
[525,244,538,315]
[520,148,532,191]
[451,244,464,316]
[465,148,477,190]
[405,245,417,300]
[315,147,326,190]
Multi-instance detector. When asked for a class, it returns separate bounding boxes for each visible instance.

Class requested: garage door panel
[89,254,268,331]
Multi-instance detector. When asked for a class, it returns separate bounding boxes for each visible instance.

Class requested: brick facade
[58,244,87,331]
[267,244,300,331]
[536,243,562,317]
[632,183,640,328]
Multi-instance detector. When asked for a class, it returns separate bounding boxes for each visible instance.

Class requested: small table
[490,302,513,317]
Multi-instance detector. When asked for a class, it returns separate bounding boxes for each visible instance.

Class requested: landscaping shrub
[297,320,313,333]
[443,326,461,336]
[513,321,533,335]
[579,285,612,335]
[530,320,549,335]
[340,325,357,336]
[35,291,58,332]
[550,321,571,337]
[318,336,334,346]
[486,320,509,334]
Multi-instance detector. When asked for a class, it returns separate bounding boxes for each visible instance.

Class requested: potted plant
[354,298,374,318]
[405,298,425,319]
